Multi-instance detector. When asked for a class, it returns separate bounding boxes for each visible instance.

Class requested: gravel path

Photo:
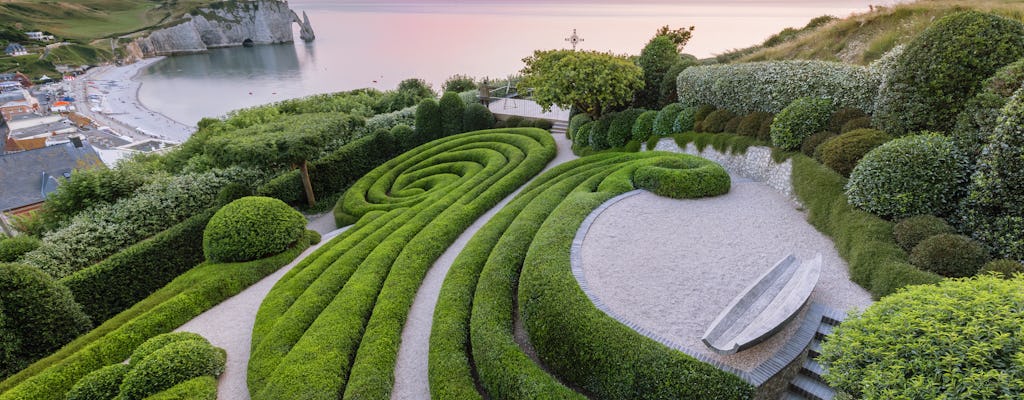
[578,178,873,372]
[391,133,577,399]
[175,225,349,400]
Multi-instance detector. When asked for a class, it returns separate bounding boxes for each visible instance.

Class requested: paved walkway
[390,134,577,399]
[175,224,349,400]
[488,98,570,121]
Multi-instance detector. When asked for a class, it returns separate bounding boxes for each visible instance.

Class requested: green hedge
[631,110,657,142]
[770,97,834,150]
[60,207,216,324]
[0,232,317,400]
[816,128,891,177]
[203,197,306,262]
[65,363,128,400]
[248,129,555,399]
[430,151,749,399]
[608,108,645,148]
[0,236,41,263]
[117,340,225,400]
[141,376,218,400]
[653,103,684,136]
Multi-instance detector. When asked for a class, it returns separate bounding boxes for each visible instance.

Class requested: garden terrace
[247,128,556,399]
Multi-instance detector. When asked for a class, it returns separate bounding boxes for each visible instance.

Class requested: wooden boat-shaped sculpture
[702,253,822,355]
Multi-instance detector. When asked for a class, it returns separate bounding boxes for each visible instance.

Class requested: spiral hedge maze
[247,128,556,399]
[429,151,756,399]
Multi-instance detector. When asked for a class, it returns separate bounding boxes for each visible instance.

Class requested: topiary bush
[702,109,736,133]
[533,119,553,131]
[505,116,524,128]
[980,259,1024,278]
[958,88,1024,261]
[816,128,892,177]
[723,115,742,134]
[607,108,645,148]
[202,196,306,263]
[893,215,955,252]
[413,98,442,145]
[653,103,684,136]
[572,120,595,151]
[0,236,41,262]
[827,107,867,134]
[462,103,495,132]
[568,114,592,140]
[66,363,130,400]
[691,104,716,132]
[802,132,835,159]
[840,116,872,133]
[128,332,207,368]
[846,133,970,219]
[0,262,91,378]
[630,110,657,142]
[671,106,697,134]
[117,339,226,400]
[873,11,1024,136]
[737,112,773,140]
[588,113,614,150]
[953,58,1024,162]
[214,182,251,206]
[821,275,1024,399]
[438,91,466,136]
[517,118,535,128]
[909,233,989,277]
[770,97,834,150]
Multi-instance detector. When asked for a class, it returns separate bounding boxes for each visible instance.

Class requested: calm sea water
[137,0,899,126]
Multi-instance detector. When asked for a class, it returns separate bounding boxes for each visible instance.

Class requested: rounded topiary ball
[770,96,835,150]
[0,236,41,262]
[845,133,970,219]
[203,196,306,263]
[893,215,955,251]
[817,128,892,177]
[909,233,989,277]
[66,363,130,400]
[980,259,1024,278]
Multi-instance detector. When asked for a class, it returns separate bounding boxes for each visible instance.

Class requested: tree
[635,35,680,109]
[375,78,435,113]
[413,98,442,146]
[659,54,698,105]
[438,91,466,136]
[655,25,695,52]
[518,49,642,118]
[442,74,477,93]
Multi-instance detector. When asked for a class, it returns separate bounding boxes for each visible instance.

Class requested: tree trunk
[300,160,316,207]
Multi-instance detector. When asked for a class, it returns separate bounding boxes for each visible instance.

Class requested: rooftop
[0,140,105,211]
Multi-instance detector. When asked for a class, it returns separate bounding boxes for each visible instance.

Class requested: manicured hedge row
[430,151,746,399]
[248,129,555,399]
[676,60,878,114]
[0,232,317,400]
[60,207,217,324]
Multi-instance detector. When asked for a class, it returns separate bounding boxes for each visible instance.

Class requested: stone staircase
[550,120,568,137]
[783,314,842,400]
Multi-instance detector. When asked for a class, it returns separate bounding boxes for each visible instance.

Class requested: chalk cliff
[129,0,314,58]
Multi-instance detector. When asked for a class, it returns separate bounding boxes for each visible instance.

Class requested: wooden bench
[701,253,821,355]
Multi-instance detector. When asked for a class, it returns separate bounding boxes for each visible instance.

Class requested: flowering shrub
[676,60,878,114]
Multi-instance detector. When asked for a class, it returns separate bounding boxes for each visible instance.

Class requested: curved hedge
[247,129,555,399]
[118,339,226,400]
[873,11,1024,135]
[203,196,307,263]
[653,103,685,136]
[608,108,645,148]
[631,110,657,142]
[65,363,128,400]
[430,151,746,399]
[677,60,878,114]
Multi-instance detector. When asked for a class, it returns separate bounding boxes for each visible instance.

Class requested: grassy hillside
[717,0,1024,65]
[0,0,211,42]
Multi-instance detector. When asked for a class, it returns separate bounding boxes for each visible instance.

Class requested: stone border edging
[569,188,835,387]
[652,138,795,201]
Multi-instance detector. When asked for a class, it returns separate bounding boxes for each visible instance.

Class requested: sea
[136,0,901,127]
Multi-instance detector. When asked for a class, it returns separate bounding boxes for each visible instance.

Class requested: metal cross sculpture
[565,29,584,51]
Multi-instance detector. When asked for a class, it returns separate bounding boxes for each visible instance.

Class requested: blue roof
[0,141,105,211]
[4,43,25,54]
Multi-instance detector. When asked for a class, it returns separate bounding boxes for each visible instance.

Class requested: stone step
[789,374,836,400]
[782,390,810,400]
[807,338,823,358]
[814,322,834,340]
[802,357,827,382]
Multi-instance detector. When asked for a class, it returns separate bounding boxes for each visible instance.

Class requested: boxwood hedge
[203,197,306,263]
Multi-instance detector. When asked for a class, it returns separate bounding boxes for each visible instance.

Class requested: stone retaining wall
[651,138,795,201]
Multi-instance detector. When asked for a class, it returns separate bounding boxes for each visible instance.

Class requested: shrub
[573,121,594,150]
[117,340,226,400]
[846,133,969,220]
[893,215,955,252]
[505,116,524,128]
[142,376,217,400]
[770,97,834,150]
[0,263,91,378]
[0,236,41,262]
[816,129,891,177]
[636,35,679,108]
[873,11,1024,135]
[65,363,129,400]
[517,118,535,128]
[38,166,157,231]
[589,113,614,150]
[442,74,476,93]
[653,103,684,136]
[214,182,251,206]
[671,106,697,134]
[61,206,215,323]
[634,159,731,198]
[203,197,306,263]
[630,110,657,142]
[840,116,872,133]
[607,108,645,148]
[959,88,1024,261]
[802,132,834,158]
[723,115,742,134]
[533,119,553,130]
[493,120,506,129]
[692,104,715,128]
[462,103,495,132]
[360,105,416,138]
[820,275,1024,399]
[438,92,465,136]
[128,332,207,368]
[701,109,736,133]
[909,233,989,277]
[413,98,442,145]
[736,112,773,140]
[827,107,867,134]
[980,259,1024,278]
[568,114,592,140]
[954,58,1024,162]
[677,60,877,114]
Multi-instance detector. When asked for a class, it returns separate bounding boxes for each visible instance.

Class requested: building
[0,113,8,154]
[0,89,39,120]
[0,73,32,91]
[25,32,54,42]
[0,138,104,215]
[4,43,28,57]
[6,114,78,150]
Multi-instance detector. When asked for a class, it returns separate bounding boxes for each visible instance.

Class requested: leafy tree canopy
[518,49,642,118]
[655,25,695,52]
